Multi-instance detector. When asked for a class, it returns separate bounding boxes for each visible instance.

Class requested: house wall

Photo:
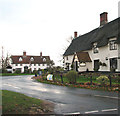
[64,55,74,70]
[64,43,119,72]
[12,64,48,73]
[117,44,120,71]
[78,62,92,72]
[87,43,119,71]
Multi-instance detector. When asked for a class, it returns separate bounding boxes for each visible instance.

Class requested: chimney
[100,12,108,26]
[74,31,77,38]
[40,52,42,57]
[23,51,26,56]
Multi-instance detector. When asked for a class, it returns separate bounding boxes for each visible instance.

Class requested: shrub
[65,70,78,84]
[97,75,109,86]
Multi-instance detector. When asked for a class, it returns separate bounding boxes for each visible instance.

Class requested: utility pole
[2,46,4,68]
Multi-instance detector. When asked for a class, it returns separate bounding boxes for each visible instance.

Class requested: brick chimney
[74,31,77,38]
[23,51,26,56]
[100,12,108,26]
[40,52,42,57]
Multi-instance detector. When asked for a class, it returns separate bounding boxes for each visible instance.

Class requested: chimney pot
[40,52,42,57]
[74,31,77,38]
[100,12,108,26]
[23,51,26,56]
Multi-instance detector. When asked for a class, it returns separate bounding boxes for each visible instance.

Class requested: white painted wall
[64,55,74,70]
[64,42,120,72]
[85,43,119,71]
[78,62,92,72]
[11,63,48,73]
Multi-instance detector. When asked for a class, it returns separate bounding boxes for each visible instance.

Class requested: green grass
[1,73,34,76]
[54,74,120,85]
[2,90,53,114]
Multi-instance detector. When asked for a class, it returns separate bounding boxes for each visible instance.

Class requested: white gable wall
[64,55,74,70]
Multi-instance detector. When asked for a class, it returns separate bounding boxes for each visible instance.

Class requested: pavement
[1,75,119,115]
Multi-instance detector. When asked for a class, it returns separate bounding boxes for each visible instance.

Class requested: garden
[32,70,120,92]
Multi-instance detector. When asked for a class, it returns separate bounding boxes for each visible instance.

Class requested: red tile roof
[11,55,50,64]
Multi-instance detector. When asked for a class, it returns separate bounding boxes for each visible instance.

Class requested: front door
[24,66,28,73]
[94,60,99,71]
[110,58,117,72]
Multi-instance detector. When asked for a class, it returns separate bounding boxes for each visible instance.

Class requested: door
[24,66,28,73]
[94,60,99,71]
[110,58,117,72]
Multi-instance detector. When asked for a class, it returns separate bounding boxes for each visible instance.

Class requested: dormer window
[43,58,46,62]
[30,57,34,61]
[109,40,117,50]
[93,43,99,54]
[19,57,23,61]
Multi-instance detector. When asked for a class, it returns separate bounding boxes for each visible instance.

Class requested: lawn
[2,90,54,114]
[54,74,120,85]
[0,73,34,76]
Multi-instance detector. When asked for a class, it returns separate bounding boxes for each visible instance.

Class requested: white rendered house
[63,12,120,72]
[10,51,51,73]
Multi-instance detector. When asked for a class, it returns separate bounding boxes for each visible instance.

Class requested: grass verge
[1,73,34,76]
[33,76,119,92]
[2,90,54,114]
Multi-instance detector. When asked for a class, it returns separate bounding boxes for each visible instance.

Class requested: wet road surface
[1,75,119,115]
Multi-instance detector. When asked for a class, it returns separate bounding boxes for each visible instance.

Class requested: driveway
[1,75,119,115]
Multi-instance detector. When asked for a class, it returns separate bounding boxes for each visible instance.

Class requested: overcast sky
[0,0,119,66]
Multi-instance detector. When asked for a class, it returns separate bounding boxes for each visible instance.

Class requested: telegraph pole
[2,46,4,68]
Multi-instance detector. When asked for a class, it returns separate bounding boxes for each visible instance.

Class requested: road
[1,75,119,115]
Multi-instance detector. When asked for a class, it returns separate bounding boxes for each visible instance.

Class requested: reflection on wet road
[1,75,119,114]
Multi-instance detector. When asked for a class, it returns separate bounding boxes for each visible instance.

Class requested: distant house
[10,51,51,73]
[63,12,120,72]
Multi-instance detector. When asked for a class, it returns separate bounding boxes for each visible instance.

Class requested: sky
[0,0,119,66]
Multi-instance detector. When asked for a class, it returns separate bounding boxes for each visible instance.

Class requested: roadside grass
[2,90,54,114]
[1,73,34,76]
[54,74,120,85]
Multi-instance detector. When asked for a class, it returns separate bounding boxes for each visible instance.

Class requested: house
[63,12,120,72]
[10,51,51,73]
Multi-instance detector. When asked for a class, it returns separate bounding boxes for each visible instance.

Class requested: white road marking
[94,95,119,99]
[85,110,99,114]
[64,112,80,115]
[102,108,118,112]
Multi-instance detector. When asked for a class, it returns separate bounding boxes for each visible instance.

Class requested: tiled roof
[11,55,50,64]
[64,17,120,56]
[76,52,92,62]
[73,52,92,62]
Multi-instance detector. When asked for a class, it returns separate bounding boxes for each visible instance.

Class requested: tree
[1,53,11,73]
[46,59,55,73]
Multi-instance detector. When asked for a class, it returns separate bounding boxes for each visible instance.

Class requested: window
[66,56,68,60]
[109,40,117,50]
[43,58,46,62]
[42,64,44,66]
[30,57,34,61]
[20,64,22,66]
[34,64,36,66]
[19,57,23,61]
[15,64,18,66]
[38,64,40,66]
[93,43,99,54]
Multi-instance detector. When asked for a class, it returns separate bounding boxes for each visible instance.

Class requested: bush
[97,75,109,86]
[65,70,78,84]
